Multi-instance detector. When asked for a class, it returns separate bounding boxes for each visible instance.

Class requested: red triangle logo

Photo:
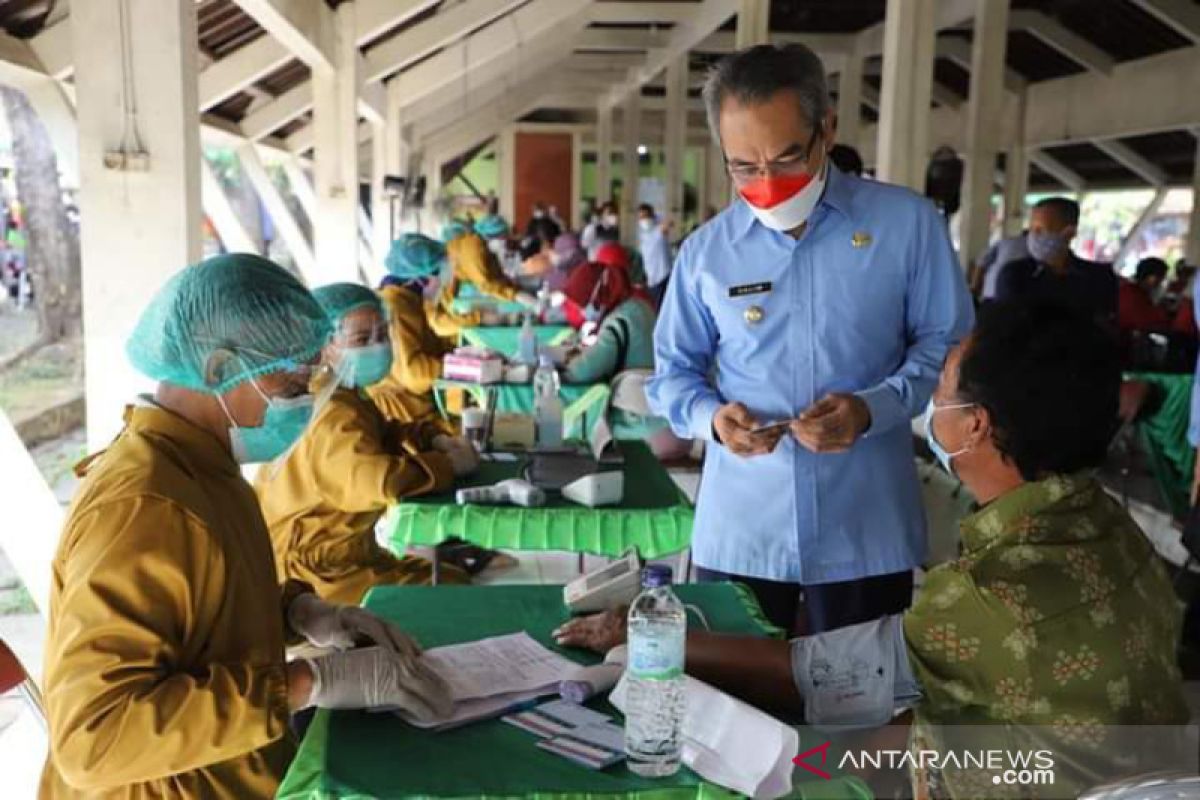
[792,740,833,780]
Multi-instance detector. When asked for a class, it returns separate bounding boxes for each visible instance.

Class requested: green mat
[277,584,870,800]
[385,441,693,558]
[1127,371,1196,519]
[460,326,575,358]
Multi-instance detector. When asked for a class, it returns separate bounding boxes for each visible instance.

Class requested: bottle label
[628,630,684,680]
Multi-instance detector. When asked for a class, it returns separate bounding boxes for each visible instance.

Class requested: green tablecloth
[451,296,528,315]
[1127,371,1196,518]
[433,380,611,440]
[277,584,870,800]
[460,326,575,359]
[385,441,692,558]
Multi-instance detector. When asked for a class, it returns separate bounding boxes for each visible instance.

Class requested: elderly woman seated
[559,243,690,460]
[556,302,1186,798]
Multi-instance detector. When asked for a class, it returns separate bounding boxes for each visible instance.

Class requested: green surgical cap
[386,233,446,279]
[440,219,471,243]
[126,253,331,394]
[312,282,383,326]
[474,214,509,239]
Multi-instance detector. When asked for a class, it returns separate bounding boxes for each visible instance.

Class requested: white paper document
[611,674,799,799]
[392,633,579,730]
[423,632,578,701]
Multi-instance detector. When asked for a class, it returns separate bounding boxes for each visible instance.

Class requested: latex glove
[303,646,454,722]
[433,434,480,476]
[515,291,538,308]
[289,593,421,656]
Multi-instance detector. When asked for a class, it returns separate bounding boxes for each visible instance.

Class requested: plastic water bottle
[518,313,538,365]
[533,355,563,448]
[624,564,686,777]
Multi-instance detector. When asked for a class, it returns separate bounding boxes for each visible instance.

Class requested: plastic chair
[0,638,44,729]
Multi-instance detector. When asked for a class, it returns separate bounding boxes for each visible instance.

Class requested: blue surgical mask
[1027,230,1069,263]
[923,399,976,475]
[219,378,314,464]
[338,343,393,389]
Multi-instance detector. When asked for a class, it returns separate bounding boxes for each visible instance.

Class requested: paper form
[421,632,578,702]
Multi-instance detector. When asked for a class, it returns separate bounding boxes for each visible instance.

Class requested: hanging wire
[116,0,146,156]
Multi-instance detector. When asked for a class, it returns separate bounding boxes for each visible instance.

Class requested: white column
[695,144,708,219]
[370,121,388,270]
[571,129,583,229]
[312,1,360,285]
[238,143,317,282]
[705,141,728,211]
[959,0,1011,269]
[876,0,936,189]
[620,89,641,244]
[73,0,202,449]
[664,55,688,222]
[1188,134,1200,264]
[836,40,864,151]
[1003,97,1030,239]
[200,157,258,254]
[496,125,516,223]
[283,157,317,220]
[596,100,613,204]
[382,80,408,240]
[735,0,770,49]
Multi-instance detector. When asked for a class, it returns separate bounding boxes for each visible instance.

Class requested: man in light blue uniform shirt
[647,43,973,635]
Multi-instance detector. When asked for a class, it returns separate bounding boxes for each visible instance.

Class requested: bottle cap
[641,564,673,588]
[538,354,554,368]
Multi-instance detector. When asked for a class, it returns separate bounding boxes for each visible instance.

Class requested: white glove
[289,593,421,656]
[515,291,538,308]
[302,646,454,722]
[433,434,480,476]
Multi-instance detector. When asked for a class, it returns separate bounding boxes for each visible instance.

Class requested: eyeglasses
[724,128,823,185]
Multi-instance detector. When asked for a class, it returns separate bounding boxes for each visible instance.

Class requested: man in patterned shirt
[556,302,1187,797]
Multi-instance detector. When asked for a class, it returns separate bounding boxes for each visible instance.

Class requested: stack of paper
[394,632,579,731]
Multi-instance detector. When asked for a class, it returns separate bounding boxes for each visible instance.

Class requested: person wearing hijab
[560,244,689,459]
[546,232,587,293]
[40,255,451,798]
[255,283,478,605]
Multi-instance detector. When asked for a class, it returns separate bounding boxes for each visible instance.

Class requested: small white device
[456,478,547,508]
[561,471,624,508]
[563,548,642,613]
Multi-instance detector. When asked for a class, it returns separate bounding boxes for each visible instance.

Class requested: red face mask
[737,172,815,210]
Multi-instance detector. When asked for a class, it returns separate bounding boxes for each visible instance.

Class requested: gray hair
[701,43,831,146]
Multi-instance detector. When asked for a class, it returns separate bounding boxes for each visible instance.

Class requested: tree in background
[0,85,80,346]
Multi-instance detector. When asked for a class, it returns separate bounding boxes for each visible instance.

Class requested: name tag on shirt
[728,281,772,298]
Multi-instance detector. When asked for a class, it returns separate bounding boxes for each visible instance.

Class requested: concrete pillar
[620,89,641,244]
[312,1,360,285]
[201,157,259,254]
[283,157,317,220]
[736,0,770,49]
[836,40,864,152]
[1188,135,1200,265]
[664,56,688,222]
[705,141,728,211]
[370,122,388,270]
[496,125,516,223]
[380,80,409,242]
[596,100,613,203]
[1003,94,1030,238]
[876,0,936,189]
[238,143,317,281]
[73,0,202,449]
[959,0,1011,269]
[571,129,583,229]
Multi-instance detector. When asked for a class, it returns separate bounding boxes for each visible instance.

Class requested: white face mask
[602,213,619,228]
[741,161,828,232]
[638,218,655,232]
